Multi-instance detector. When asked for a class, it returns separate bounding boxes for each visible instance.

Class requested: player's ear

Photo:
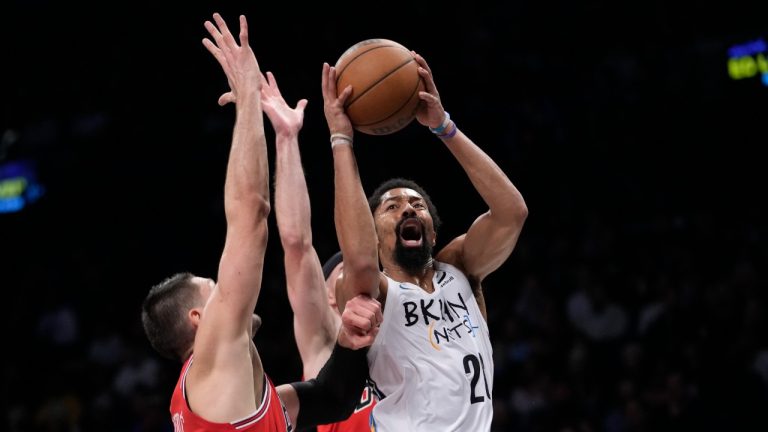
[189,307,203,328]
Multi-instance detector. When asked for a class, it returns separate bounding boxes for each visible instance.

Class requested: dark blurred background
[2,1,767,431]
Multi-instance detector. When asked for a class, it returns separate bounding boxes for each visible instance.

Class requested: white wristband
[330,133,353,148]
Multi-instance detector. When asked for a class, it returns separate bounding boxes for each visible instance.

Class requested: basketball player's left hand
[321,62,354,138]
[338,294,383,350]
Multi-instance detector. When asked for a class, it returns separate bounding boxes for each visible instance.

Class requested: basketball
[335,39,425,136]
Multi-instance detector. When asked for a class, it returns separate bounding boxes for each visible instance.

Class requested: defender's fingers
[204,21,224,46]
[212,13,235,45]
[238,15,249,47]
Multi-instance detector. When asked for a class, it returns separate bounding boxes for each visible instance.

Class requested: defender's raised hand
[261,71,308,136]
[202,13,261,106]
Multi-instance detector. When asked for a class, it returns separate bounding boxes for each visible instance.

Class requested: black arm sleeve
[289,342,369,430]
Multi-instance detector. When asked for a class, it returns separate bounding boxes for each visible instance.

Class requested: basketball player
[320,49,528,431]
[141,14,381,432]
[269,51,376,429]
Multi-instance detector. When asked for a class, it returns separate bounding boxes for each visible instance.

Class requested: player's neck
[382,258,436,293]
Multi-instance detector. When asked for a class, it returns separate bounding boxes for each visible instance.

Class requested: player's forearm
[275,132,313,251]
[290,342,369,429]
[332,145,379,297]
[219,97,269,313]
[224,92,270,221]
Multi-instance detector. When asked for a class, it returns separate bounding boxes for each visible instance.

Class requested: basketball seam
[335,44,399,80]
[335,45,414,105]
[344,57,413,107]
[355,77,421,128]
[342,60,419,125]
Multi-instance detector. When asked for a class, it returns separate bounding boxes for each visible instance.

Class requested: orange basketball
[335,39,425,136]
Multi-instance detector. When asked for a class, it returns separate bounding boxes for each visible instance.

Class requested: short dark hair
[141,272,199,362]
[367,178,441,233]
[322,251,344,280]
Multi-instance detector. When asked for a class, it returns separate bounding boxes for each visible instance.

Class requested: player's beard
[393,219,433,274]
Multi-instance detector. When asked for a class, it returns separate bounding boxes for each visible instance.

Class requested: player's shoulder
[435,235,467,270]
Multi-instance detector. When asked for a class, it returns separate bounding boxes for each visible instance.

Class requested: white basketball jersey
[368,261,493,432]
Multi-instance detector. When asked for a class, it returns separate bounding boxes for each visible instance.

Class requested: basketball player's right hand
[412,52,446,129]
[321,62,354,139]
[338,294,383,350]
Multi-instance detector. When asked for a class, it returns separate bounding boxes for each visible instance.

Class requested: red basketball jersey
[170,356,293,432]
[316,381,376,432]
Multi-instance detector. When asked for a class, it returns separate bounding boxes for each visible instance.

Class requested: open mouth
[398,218,424,248]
